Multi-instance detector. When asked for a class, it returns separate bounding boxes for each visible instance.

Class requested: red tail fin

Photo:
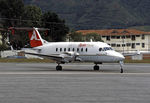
[28,28,44,47]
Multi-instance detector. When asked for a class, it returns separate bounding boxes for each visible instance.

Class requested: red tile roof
[77,29,150,36]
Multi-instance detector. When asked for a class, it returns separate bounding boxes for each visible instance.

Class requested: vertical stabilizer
[28,27,44,47]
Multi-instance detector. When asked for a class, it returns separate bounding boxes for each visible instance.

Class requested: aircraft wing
[25,51,80,63]
[25,52,63,61]
[122,52,140,56]
[122,51,150,56]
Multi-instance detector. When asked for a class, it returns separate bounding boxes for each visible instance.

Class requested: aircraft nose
[107,51,125,61]
[112,52,125,61]
[118,53,125,61]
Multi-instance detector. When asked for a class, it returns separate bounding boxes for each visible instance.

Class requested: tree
[42,11,69,41]
[84,33,103,42]
[69,31,103,42]
[23,5,42,27]
[69,31,84,41]
[19,5,43,48]
[0,0,24,28]
[0,0,25,49]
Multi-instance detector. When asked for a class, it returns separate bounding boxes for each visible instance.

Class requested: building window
[111,36,116,39]
[142,35,145,40]
[136,35,140,37]
[111,44,116,47]
[117,44,120,47]
[72,48,75,51]
[131,43,135,49]
[122,44,126,47]
[136,43,140,45]
[116,36,120,39]
[126,35,131,38]
[56,48,58,52]
[121,36,125,39]
[126,43,131,47]
[131,35,135,41]
[106,36,110,41]
[142,43,145,48]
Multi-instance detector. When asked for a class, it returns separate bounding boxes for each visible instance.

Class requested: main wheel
[56,65,62,71]
[94,65,99,71]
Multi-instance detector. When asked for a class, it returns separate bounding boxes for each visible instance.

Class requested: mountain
[24,0,150,30]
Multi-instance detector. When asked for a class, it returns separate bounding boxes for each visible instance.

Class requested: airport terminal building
[77,29,150,52]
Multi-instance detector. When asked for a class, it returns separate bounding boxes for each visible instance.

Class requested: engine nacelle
[60,52,79,63]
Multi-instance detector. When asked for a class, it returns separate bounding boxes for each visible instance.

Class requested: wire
[0,17,66,25]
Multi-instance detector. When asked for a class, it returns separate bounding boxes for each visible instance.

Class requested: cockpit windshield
[99,47,113,51]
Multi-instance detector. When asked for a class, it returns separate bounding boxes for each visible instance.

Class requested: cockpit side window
[102,47,113,51]
[99,48,102,51]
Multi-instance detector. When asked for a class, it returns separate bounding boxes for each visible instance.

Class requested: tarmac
[0,63,150,103]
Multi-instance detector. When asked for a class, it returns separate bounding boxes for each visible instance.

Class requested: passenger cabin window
[81,48,83,52]
[68,48,70,51]
[60,48,62,52]
[77,48,79,52]
[64,48,66,52]
[85,48,88,52]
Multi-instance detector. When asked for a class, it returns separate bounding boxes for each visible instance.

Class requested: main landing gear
[119,61,124,73]
[56,64,62,71]
[93,64,99,71]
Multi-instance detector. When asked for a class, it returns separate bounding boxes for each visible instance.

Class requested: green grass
[124,59,150,63]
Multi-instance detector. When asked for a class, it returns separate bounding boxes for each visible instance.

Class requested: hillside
[24,0,150,30]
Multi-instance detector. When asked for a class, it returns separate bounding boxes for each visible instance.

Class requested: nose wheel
[56,65,62,71]
[120,68,123,73]
[119,61,124,73]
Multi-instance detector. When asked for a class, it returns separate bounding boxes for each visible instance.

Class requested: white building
[77,29,150,52]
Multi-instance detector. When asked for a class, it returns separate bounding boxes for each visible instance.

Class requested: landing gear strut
[119,61,124,73]
[56,64,62,71]
[93,64,99,71]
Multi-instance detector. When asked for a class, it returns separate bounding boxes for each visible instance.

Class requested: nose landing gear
[119,61,124,73]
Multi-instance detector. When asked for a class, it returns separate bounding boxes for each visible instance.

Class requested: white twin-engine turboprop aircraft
[24,27,125,73]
